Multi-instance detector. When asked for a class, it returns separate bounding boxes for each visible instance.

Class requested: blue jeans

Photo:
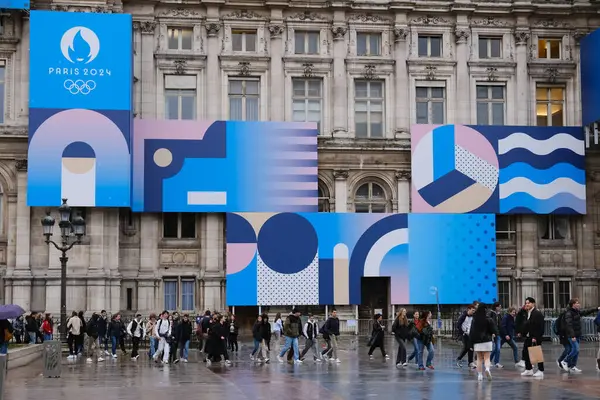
[43,333,53,341]
[251,339,261,355]
[0,342,8,354]
[181,340,190,359]
[110,336,118,355]
[279,336,299,361]
[149,337,156,358]
[28,332,37,344]
[408,338,419,363]
[500,337,520,363]
[566,337,580,368]
[417,340,434,368]
[490,335,502,364]
[558,340,571,363]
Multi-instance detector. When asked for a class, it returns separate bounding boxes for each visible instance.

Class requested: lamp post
[430,286,442,338]
[41,198,86,342]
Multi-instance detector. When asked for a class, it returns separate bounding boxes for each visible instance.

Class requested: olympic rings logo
[63,79,97,95]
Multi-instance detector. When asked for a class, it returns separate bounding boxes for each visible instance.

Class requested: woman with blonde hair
[392,308,410,367]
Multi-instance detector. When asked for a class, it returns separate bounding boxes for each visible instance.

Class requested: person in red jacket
[41,314,53,341]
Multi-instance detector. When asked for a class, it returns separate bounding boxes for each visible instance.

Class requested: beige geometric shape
[62,157,95,174]
[333,243,349,305]
[434,183,492,213]
[235,212,277,237]
[153,148,173,167]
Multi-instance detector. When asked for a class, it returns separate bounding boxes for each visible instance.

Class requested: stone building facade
[1,0,600,317]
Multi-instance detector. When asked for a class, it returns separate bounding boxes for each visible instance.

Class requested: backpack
[552,311,566,336]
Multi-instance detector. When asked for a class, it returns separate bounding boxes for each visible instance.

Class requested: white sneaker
[112,354,117,359]
[206,359,212,366]
[521,369,534,376]
[182,359,188,363]
[516,360,526,368]
[477,373,483,381]
[533,371,544,379]
[104,350,110,356]
[335,358,341,363]
[225,360,232,366]
[561,361,569,372]
[97,357,104,362]
[396,363,402,368]
[469,362,476,369]
[369,355,373,359]
[495,363,503,369]
[385,355,390,360]
[277,356,284,363]
[250,355,255,361]
[315,358,322,363]
[264,358,270,363]
[402,362,408,367]
[294,359,303,364]
[570,367,582,374]
[86,357,93,363]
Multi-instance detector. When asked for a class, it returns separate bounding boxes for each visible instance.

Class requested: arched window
[354,182,387,213]
[318,183,330,212]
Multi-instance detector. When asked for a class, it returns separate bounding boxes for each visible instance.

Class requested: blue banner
[0,1,30,9]
[28,11,132,207]
[29,11,132,111]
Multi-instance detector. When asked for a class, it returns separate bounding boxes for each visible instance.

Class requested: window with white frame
[167,27,193,51]
[294,31,319,55]
[357,33,381,56]
[232,29,257,52]
[476,85,505,125]
[542,281,555,309]
[354,80,384,138]
[539,215,570,240]
[164,75,196,120]
[478,37,502,59]
[538,38,561,59]
[354,182,388,213]
[163,212,197,239]
[536,86,564,127]
[495,215,516,241]
[416,85,445,124]
[163,278,196,311]
[0,65,4,124]
[292,78,322,132]
[229,79,260,121]
[558,280,571,309]
[497,280,510,308]
[418,35,442,57]
[318,183,330,212]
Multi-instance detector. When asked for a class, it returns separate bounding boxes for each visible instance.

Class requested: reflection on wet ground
[5,339,600,400]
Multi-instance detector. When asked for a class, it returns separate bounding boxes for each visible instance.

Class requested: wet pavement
[5,338,600,400]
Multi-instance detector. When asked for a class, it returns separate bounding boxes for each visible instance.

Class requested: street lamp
[41,198,86,342]
[430,286,442,338]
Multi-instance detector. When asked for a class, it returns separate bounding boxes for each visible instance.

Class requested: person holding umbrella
[0,304,25,354]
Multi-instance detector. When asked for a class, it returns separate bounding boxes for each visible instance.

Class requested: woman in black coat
[207,315,231,366]
[469,303,499,381]
[368,313,388,360]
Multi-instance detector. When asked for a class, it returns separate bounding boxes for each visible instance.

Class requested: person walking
[250,315,264,362]
[520,297,545,378]
[41,314,53,342]
[456,304,475,369]
[153,311,171,364]
[127,314,145,361]
[12,316,24,344]
[321,309,341,363]
[407,311,420,365]
[469,303,498,381]
[108,313,125,359]
[561,298,600,373]
[300,313,322,362]
[98,310,109,356]
[25,313,38,344]
[169,313,181,364]
[260,314,271,363]
[368,313,389,360]
[228,315,239,353]
[85,313,103,363]
[76,311,86,355]
[416,311,435,370]
[207,315,231,366]
[273,312,283,353]
[66,311,82,360]
[489,302,503,369]
[179,314,193,362]
[277,308,303,364]
[0,319,14,354]
[392,309,410,367]
[500,307,522,367]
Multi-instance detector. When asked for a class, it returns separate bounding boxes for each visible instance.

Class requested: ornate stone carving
[394,27,409,42]
[15,159,27,172]
[224,10,264,20]
[471,17,506,27]
[513,30,530,46]
[160,8,200,17]
[331,26,347,40]
[302,63,314,78]
[454,28,470,44]
[486,67,498,82]
[288,12,325,21]
[395,171,411,181]
[139,21,156,35]
[50,5,69,12]
[411,15,450,25]
[269,24,284,38]
[333,170,349,180]
[238,62,251,77]
[206,23,220,37]
[545,67,559,83]
[533,19,571,29]
[363,65,376,80]
[173,60,186,75]
[425,66,437,80]
[349,14,389,23]
[572,30,588,45]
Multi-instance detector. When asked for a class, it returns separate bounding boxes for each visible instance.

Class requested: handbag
[528,345,544,364]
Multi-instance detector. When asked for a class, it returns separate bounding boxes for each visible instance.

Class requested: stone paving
[4,339,600,400]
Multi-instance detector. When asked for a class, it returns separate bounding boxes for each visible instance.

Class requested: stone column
[140,21,157,117]
[333,170,349,212]
[514,30,530,125]
[13,160,31,311]
[396,171,411,213]
[393,27,409,135]
[18,16,29,122]
[331,25,348,136]
[138,214,159,312]
[454,27,470,123]
[203,214,224,310]
[206,22,221,120]
[516,215,539,301]
[269,23,285,121]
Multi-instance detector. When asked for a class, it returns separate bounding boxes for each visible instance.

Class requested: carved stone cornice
[238,62,251,77]
[410,15,450,26]
[533,19,571,29]
[302,63,314,78]
[269,24,284,39]
[15,159,27,172]
[486,67,498,82]
[394,27,409,42]
[363,65,376,80]
[331,26,347,40]
[287,12,327,22]
[223,10,265,20]
[173,60,186,75]
[454,28,470,44]
[206,23,220,37]
[513,29,530,46]
[348,14,390,23]
[333,170,349,180]
[572,30,588,46]
[139,21,156,35]
[471,17,507,27]
[159,8,200,18]
[395,171,411,181]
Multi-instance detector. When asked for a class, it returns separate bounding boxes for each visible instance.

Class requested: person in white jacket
[126,314,146,361]
[153,311,171,364]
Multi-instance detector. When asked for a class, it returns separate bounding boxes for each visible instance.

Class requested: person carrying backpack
[558,298,600,373]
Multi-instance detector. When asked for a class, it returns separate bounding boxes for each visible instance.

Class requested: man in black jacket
[520,297,545,378]
[179,314,193,362]
[489,302,504,368]
[561,298,600,373]
[455,304,475,368]
[321,309,341,363]
[98,310,109,356]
